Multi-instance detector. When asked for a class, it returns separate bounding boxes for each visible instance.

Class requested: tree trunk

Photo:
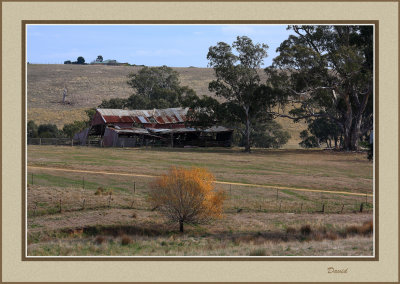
[343,94,354,150]
[350,90,371,151]
[244,106,251,153]
[179,220,184,233]
[350,114,363,150]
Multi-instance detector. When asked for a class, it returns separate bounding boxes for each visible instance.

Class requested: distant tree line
[64,56,86,65]
[27,110,94,139]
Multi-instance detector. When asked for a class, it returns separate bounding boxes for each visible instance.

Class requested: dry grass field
[27,64,307,147]
[27,145,374,256]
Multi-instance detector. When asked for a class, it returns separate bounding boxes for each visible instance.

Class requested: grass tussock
[249,248,267,256]
[94,187,113,196]
[345,220,373,236]
[286,227,296,235]
[300,225,312,236]
[121,235,133,246]
[94,235,106,245]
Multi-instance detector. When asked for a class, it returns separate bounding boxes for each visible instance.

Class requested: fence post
[82,198,86,210]
[33,202,38,216]
[340,204,344,214]
[321,203,325,213]
[82,177,85,190]
[59,199,62,213]
[359,203,364,213]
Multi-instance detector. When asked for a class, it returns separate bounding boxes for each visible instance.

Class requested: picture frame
[1,0,398,282]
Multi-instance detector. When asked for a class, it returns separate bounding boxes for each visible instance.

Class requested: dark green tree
[96,55,103,62]
[98,98,127,109]
[37,124,60,138]
[62,121,87,138]
[127,65,180,101]
[299,130,320,148]
[85,108,96,121]
[76,56,85,65]
[267,25,373,150]
[64,60,72,64]
[27,120,38,138]
[308,117,342,148]
[99,66,200,110]
[207,36,282,152]
[250,120,291,149]
[185,96,229,129]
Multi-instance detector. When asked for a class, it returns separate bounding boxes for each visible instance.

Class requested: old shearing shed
[74,107,233,148]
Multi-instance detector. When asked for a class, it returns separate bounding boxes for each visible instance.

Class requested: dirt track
[28,166,373,197]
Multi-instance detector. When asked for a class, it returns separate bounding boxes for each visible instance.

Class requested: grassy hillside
[27,64,306,148]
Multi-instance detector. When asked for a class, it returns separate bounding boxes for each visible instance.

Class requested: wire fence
[28,138,97,146]
[27,171,373,217]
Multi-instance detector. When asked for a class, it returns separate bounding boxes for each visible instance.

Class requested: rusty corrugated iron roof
[96,107,189,125]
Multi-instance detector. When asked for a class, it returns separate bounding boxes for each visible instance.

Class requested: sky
[27,25,294,67]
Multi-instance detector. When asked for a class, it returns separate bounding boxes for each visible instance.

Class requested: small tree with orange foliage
[149,167,226,233]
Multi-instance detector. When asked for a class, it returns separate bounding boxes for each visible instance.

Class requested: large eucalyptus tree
[207,36,272,152]
[267,25,373,150]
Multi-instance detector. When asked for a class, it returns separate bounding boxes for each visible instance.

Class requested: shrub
[299,130,319,148]
[345,225,360,235]
[121,235,132,246]
[359,220,373,235]
[94,236,106,244]
[94,187,104,195]
[313,232,323,241]
[325,232,339,241]
[286,227,296,234]
[94,187,113,196]
[149,167,226,233]
[300,225,312,236]
[249,248,267,256]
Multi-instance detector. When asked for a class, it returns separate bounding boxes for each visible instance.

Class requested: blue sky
[27,25,294,67]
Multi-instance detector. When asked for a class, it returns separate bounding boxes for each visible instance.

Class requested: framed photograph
[1,0,399,282]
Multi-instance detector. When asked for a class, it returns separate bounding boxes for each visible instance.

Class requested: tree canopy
[62,121,87,138]
[206,36,287,152]
[76,56,85,65]
[266,25,373,150]
[100,65,200,110]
